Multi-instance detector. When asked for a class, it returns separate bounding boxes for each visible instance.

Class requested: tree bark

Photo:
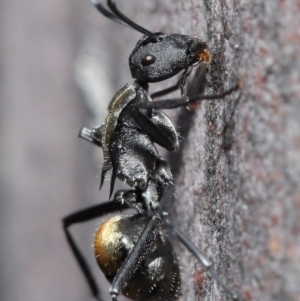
[170,1,300,301]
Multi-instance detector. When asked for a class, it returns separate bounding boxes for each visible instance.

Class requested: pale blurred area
[0,0,149,300]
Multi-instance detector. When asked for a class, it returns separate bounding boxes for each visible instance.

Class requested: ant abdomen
[94,215,180,301]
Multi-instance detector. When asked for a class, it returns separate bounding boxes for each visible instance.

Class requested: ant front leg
[151,63,208,99]
[150,78,181,99]
[131,84,239,110]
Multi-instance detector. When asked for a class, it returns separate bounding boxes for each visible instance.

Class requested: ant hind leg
[62,189,143,301]
[163,218,239,301]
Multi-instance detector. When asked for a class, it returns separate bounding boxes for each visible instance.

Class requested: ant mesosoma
[63,1,238,301]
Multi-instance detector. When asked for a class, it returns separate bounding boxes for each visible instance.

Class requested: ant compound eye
[141,54,156,66]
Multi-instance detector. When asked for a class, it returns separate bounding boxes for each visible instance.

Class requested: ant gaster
[63,1,238,301]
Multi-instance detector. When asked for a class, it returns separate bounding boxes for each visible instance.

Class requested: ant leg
[130,84,239,110]
[62,189,143,301]
[163,218,238,301]
[79,125,103,148]
[151,78,181,99]
[109,214,161,300]
[130,108,178,151]
[151,63,208,99]
[101,157,174,299]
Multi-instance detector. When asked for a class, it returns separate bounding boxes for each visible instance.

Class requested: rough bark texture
[170,1,300,301]
[0,1,299,301]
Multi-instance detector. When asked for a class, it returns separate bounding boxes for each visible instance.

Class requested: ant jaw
[195,48,211,65]
[186,38,211,66]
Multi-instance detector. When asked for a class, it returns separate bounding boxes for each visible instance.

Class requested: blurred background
[0,1,202,300]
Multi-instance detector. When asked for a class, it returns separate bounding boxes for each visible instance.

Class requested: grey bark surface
[0,1,299,301]
[169,1,300,301]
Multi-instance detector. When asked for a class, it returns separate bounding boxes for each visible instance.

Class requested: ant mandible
[63,1,238,301]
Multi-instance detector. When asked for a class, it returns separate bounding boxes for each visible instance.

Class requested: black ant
[63,1,238,300]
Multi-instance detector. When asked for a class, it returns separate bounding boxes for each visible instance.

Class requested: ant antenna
[90,0,158,41]
[90,0,130,28]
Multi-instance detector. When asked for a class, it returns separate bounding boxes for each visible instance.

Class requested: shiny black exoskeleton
[94,214,180,301]
[62,1,238,301]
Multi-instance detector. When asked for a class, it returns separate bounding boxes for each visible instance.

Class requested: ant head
[91,0,211,83]
[129,33,211,83]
